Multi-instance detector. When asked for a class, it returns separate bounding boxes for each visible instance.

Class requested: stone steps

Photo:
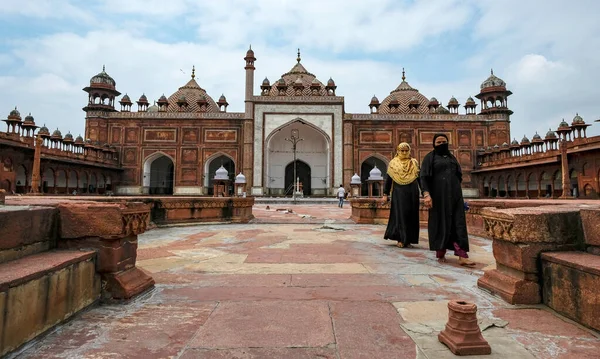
[542,251,600,332]
[0,250,100,357]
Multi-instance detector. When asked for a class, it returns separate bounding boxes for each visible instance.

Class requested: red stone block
[58,203,126,239]
[0,207,57,252]
[492,240,575,274]
[542,252,600,332]
[477,269,541,304]
[438,300,491,356]
[103,267,154,300]
[581,209,600,246]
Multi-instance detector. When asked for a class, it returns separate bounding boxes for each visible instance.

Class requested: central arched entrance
[285,160,311,196]
[143,152,174,195]
[265,119,330,196]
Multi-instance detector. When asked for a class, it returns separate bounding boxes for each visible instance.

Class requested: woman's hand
[423,193,432,209]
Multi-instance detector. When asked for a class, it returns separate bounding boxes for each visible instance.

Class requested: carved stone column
[28,136,43,195]
[560,139,571,198]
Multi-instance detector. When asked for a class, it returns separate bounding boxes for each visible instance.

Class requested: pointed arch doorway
[285,160,311,196]
[143,153,174,195]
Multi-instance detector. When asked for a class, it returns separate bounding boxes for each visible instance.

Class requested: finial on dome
[297,48,301,63]
[491,68,494,75]
[402,68,406,81]
[102,65,105,72]
[191,65,195,79]
[249,44,252,50]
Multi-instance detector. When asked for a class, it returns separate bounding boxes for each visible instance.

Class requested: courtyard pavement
[12,203,600,359]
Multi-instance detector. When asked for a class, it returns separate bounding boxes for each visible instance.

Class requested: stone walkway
[13,204,600,358]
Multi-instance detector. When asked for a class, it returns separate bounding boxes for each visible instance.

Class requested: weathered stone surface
[0,206,57,259]
[103,267,154,300]
[59,236,138,273]
[492,240,575,274]
[190,301,334,348]
[481,206,585,244]
[0,189,5,204]
[542,252,600,332]
[58,202,150,239]
[478,269,541,304]
[581,208,600,246]
[0,254,99,357]
[152,197,254,225]
[0,251,96,292]
[438,300,491,356]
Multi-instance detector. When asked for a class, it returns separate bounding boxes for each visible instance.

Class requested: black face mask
[434,143,450,155]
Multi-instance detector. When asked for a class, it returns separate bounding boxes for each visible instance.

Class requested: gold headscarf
[387,142,420,185]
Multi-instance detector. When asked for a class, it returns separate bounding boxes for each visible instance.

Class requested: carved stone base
[477,269,541,304]
[438,300,491,356]
[103,267,154,301]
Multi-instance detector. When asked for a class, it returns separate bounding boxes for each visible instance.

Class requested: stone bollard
[0,189,5,205]
[438,300,491,356]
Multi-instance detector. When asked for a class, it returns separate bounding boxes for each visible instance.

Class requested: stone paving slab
[12,204,600,359]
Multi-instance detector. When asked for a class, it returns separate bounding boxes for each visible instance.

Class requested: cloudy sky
[1,0,599,141]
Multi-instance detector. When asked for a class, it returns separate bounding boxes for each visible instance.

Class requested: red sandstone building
[1,48,599,198]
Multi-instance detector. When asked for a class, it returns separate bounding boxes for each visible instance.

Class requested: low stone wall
[0,206,57,263]
[151,197,255,225]
[581,208,600,255]
[350,198,489,236]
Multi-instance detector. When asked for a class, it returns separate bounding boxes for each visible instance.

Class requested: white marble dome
[351,173,361,184]
[368,165,383,180]
[235,172,246,184]
[214,165,229,180]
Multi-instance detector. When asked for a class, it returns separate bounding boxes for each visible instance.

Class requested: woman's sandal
[459,257,476,267]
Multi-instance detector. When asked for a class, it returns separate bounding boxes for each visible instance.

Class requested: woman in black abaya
[420,134,475,266]
[382,142,421,248]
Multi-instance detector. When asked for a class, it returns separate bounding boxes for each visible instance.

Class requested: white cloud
[1,0,599,142]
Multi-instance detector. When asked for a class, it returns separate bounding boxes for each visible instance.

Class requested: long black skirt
[384,180,420,246]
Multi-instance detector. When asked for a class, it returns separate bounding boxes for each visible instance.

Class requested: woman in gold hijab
[382,142,422,248]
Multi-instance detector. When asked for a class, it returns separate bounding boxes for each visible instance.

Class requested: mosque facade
[1,47,599,198]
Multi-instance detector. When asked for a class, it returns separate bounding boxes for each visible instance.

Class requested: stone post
[477,206,584,304]
[560,139,571,198]
[57,202,155,301]
[29,136,43,195]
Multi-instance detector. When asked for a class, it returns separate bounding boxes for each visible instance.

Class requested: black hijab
[420,133,462,181]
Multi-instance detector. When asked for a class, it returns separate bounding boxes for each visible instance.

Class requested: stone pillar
[243,120,254,190]
[477,206,583,304]
[57,202,155,301]
[28,136,43,195]
[343,122,354,186]
[560,139,571,198]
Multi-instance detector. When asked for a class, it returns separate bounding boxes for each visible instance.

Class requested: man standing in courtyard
[337,184,346,208]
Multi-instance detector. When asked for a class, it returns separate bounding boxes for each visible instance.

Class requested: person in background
[382,142,421,248]
[420,134,476,266]
[337,184,346,208]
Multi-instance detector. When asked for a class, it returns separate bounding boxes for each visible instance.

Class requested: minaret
[243,45,257,192]
[244,45,256,113]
